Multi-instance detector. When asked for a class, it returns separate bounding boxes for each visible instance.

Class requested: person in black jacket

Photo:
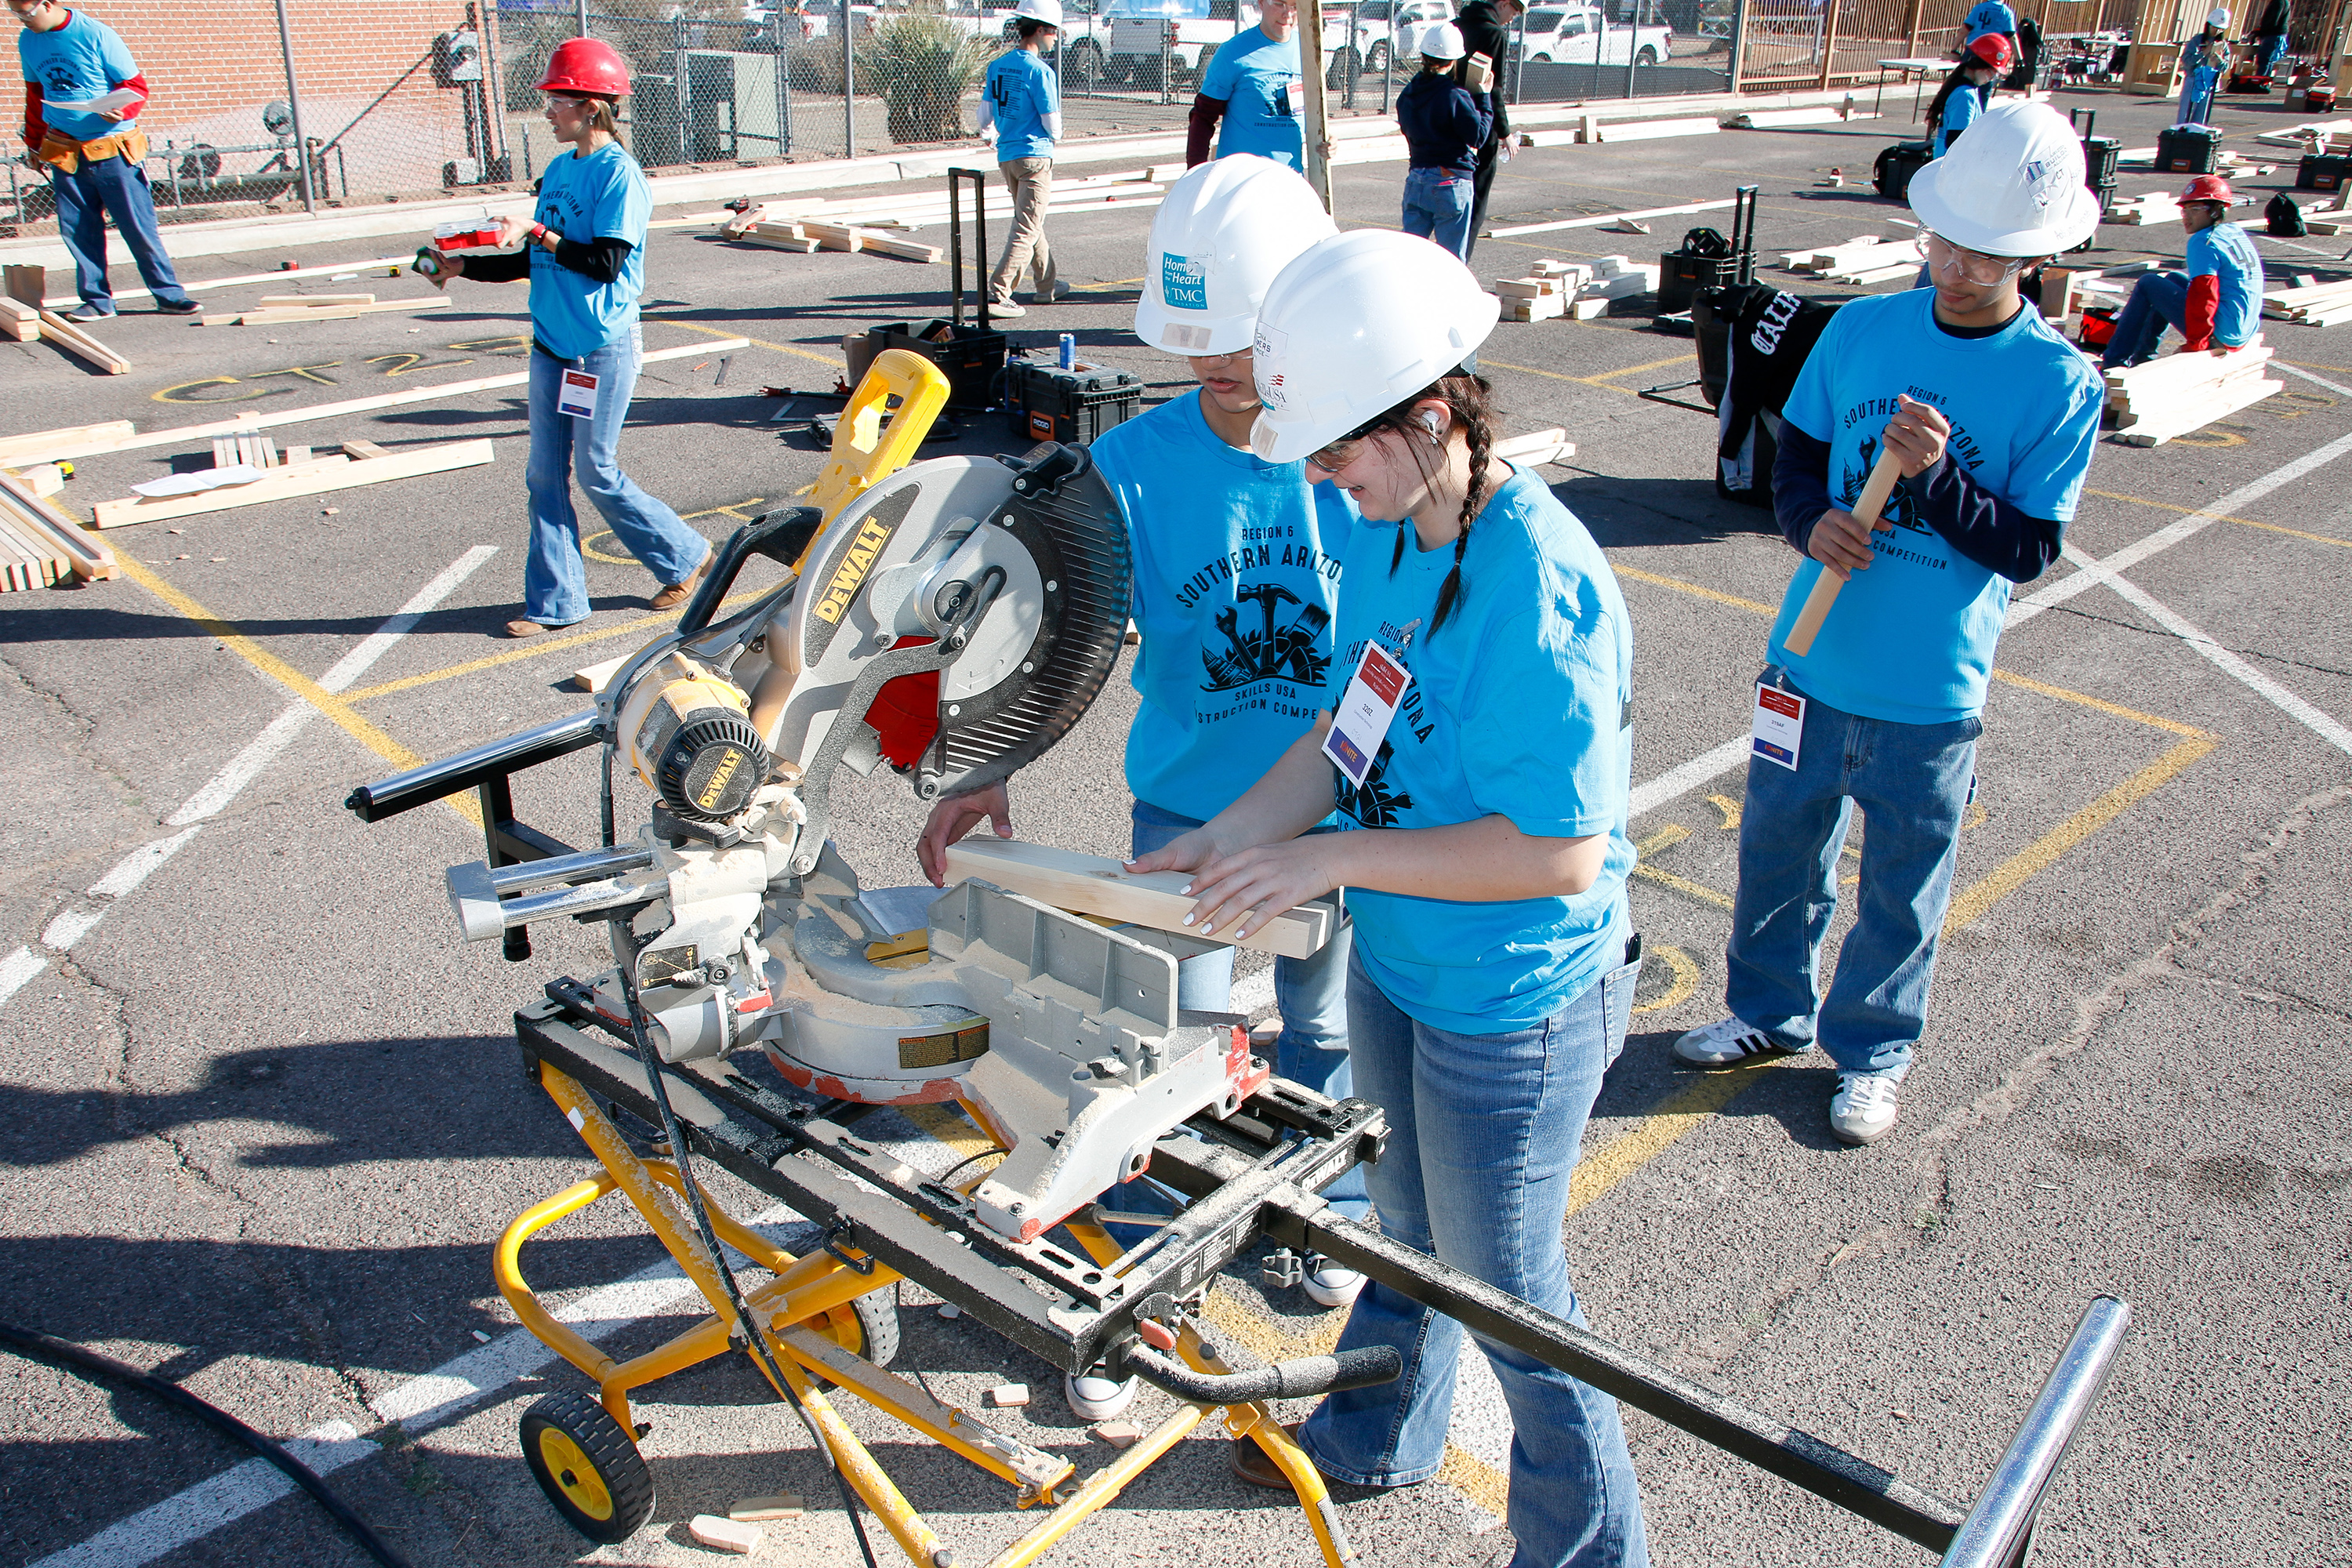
[1451,0,1520,260]
[1398,22,1493,256]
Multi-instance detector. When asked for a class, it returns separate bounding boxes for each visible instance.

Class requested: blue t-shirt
[18,9,139,144]
[1774,289,2102,724]
[1201,27,1304,169]
[1933,82,1985,156]
[528,141,652,361]
[1089,390,1356,821]
[984,48,1058,162]
[1329,468,1635,1036]
[2188,221,2264,347]
[1962,0,2016,40]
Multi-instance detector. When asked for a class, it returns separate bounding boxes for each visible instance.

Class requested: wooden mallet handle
[1782,447,1904,657]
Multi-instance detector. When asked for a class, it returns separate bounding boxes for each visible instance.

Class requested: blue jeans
[1127,800,1367,1222]
[2101,269,2190,369]
[2259,34,2287,77]
[47,152,189,311]
[524,329,710,627]
[1301,949,1649,1568]
[1723,667,1980,1081]
[1402,167,1476,260]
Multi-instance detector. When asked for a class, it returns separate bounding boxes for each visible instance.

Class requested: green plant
[861,11,996,144]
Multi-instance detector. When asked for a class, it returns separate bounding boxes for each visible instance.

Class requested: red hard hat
[538,37,630,98]
[2180,173,2234,205]
[1967,32,2015,73]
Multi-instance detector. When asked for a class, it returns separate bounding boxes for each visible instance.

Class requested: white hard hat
[1135,154,1338,357]
[1014,0,1062,25]
[2206,5,2230,26]
[1421,21,1467,59]
[1905,99,2100,257]
[1247,230,1500,464]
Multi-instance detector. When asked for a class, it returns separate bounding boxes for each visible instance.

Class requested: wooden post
[1904,0,1925,59]
[1299,0,1335,211]
[1818,0,1846,89]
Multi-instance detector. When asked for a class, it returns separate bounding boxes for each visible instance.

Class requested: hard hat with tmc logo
[1134,154,1337,357]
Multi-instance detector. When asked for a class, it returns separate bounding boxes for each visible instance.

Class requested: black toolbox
[1010,361,1143,445]
[2072,109,2120,189]
[1874,140,1933,201]
[2155,126,2220,174]
[867,318,1008,410]
[2297,152,2352,191]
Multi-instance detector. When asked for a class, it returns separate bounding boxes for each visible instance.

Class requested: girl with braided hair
[1132,230,1648,1567]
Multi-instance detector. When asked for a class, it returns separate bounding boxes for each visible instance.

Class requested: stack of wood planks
[201,292,449,327]
[91,437,498,529]
[2254,117,2352,151]
[2262,274,2352,326]
[0,295,35,342]
[2289,194,2352,234]
[0,470,116,587]
[2103,190,2181,225]
[723,171,1168,262]
[7,263,127,369]
[2103,338,2281,445]
[1783,234,1918,285]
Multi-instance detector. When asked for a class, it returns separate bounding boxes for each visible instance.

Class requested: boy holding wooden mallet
[1671,100,2103,1145]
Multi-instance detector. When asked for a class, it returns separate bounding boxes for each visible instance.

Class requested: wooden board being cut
[92,439,494,528]
[205,298,449,327]
[942,837,1334,960]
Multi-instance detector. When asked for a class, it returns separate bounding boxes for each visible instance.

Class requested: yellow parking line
[666,318,844,369]
[339,589,764,702]
[2082,487,2352,549]
[1587,353,1698,383]
[1483,354,1693,397]
[1614,562,1776,616]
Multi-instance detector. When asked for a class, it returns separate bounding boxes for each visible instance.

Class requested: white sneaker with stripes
[1671,1015,1805,1066]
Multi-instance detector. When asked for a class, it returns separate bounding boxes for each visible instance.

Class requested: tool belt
[34,125,148,176]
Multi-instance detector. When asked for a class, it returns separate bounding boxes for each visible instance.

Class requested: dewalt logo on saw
[814,515,899,625]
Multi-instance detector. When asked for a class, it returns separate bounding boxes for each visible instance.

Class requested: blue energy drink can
[1058,332,1076,371]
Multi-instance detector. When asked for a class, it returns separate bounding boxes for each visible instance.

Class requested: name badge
[1752,683,1805,771]
[1323,641,1411,787]
[1279,78,1301,116]
[557,368,600,419]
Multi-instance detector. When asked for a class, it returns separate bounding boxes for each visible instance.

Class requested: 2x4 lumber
[35,310,128,373]
[34,255,411,311]
[2114,376,2284,446]
[0,506,71,587]
[0,419,131,466]
[1490,198,1737,240]
[341,439,392,460]
[941,837,1334,960]
[91,439,495,529]
[2106,341,2270,394]
[254,292,376,308]
[3,338,751,468]
[204,298,448,327]
[1590,116,1719,143]
[0,473,116,579]
[2,263,41,307]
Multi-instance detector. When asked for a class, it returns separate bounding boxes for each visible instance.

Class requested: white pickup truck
[1105,0,1362,89]
[1516,5,1674,66]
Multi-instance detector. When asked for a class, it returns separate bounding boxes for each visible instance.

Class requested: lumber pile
[1784,234,1918,284]
[2263,276,2352,326]
[201,295,449,327]
[2103,339,2281,445]
[2254,117,2352,150]
[35,309,129,372]
[2104,189,2181,225]
[0,471,115,583]
[1493,256,1652,322]
[722,172,1166,258]
[2214,150,2276,177]
[1727,103,1878,128]
[91,437,496,528]
[1563,112,1719,143]
[0,295,35,342]
[2289,194,2352,234]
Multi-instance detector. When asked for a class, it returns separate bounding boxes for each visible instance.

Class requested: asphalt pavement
[2,82,2347,1568]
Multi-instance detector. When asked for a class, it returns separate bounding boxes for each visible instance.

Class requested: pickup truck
[1105,0,1363,89]
[1515,5,1674,66]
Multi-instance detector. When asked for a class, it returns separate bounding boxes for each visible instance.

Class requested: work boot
[650,554,710,612]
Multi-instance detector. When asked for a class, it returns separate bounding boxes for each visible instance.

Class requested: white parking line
[0,549,495,1012]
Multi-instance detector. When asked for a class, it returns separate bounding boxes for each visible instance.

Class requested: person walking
[917,159,1369,1414]
[12,0,196,320]
[1187,0,1305,169]
[1926,33,2011,157]
[1136,229,1650,1568]
[428,38,709,640]
[1454,0,1522,260]
[2101,174,2264,368]
[2252,0,2289,80]
[977,0,1065,317]
[1396,23,1491,259]
[1671,102,2103,1147]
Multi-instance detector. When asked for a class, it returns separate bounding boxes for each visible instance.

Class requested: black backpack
[2267,191,2307,237]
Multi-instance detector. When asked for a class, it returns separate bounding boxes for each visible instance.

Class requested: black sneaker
[64,301,118,322]
[156,298,202,316]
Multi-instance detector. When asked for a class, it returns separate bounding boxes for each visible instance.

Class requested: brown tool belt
[34,125,149,176]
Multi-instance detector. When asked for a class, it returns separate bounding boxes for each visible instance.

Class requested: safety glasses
[543,93,591,111]
[1913,229,2029,286]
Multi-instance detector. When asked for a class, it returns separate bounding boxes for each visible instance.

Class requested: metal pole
[1729,0,1750,93]
[842,3,856,154]
[1511,5,1526,105]
[1628,0,1641,95]
[1298,0,1334,209]
[1938,1298,2132,1568]
[775,15,793,158]
[577,0,590,38]
[270,0,315,212]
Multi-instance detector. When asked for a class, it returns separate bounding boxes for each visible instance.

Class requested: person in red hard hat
[428,37,710,639]
[1926,33,2013,158]
[2101,173,2265,368]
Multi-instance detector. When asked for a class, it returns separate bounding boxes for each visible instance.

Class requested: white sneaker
[1828,1073,1900,1145]
[986,296,1025,318]
[1301,1254,1365,1309]
[1671,1015,1801,1067]
[1065,1368,1138,1421]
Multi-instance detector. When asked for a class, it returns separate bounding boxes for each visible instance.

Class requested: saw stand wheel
[519,1389,657,1544]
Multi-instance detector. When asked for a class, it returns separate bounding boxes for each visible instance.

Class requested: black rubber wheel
[519,1391,655,1544]
[1635,45,1659,66]
[819,1284,901,1367]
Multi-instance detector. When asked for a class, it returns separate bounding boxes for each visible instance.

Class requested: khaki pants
[988,156,1056,303]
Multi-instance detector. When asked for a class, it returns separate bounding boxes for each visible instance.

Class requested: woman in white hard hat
[1672,101,2103,1149]
[1133,229,1649,1566]
[1395,22,1493,258]
[977,0,1065,315]
[916,157,1370,1415]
